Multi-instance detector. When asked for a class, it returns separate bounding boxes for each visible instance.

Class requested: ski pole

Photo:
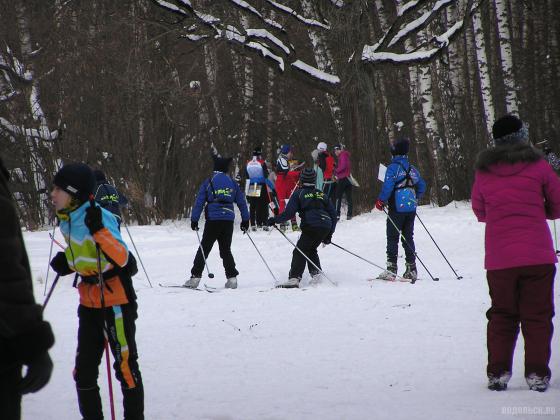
[195,229,215,278]
[43,225,57,296]
[245,231,279,283]
[329,242,402,280]
[91,197,116,420]
[42,274,61,313]
[273,225,337,286]
[49,232,65,250]
[383,208,439,281]
[122,220,153,287]
[415,213,462,280]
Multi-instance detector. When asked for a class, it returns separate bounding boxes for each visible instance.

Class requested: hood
[475,143,543,176]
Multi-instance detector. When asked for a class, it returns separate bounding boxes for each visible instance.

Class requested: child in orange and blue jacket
[49,163,143,420]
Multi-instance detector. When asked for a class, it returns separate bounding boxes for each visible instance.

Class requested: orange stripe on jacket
[93,227,128,267]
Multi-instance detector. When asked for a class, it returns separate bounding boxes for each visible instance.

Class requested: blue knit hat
[280,144,291,154]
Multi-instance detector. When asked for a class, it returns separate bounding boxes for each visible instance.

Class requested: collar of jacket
[475,143,542,171]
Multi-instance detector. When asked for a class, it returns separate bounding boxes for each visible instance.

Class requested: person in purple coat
[472,114,560,392]
[334,144,352,220]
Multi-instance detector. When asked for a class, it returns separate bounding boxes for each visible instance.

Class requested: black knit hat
[333,143,343,151]
[492,114,529,146]
[300,168,316,187]
[391,137,410,155]
[53,163,96,203]
[253,146,262,157]
[212,155,232,172]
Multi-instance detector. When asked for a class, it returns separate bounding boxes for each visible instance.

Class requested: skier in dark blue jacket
[375,137,426,281]
[267,168,337,288]
[93,170,128,229]
[185,155,250,289]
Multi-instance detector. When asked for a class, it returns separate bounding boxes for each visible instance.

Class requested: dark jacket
[192,171,250,222]
[0,158,54,373]
[274,186,337,233]
[94,181,128,219]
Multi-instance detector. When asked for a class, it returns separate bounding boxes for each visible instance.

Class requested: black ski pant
[289,227,331,279]
[0,365,21,420]
[248,185,269,227]
[386,210,416,265]
[191,220,239,278]
[323,181,335,204]
[75,303,144,420]
[335,177,353,218]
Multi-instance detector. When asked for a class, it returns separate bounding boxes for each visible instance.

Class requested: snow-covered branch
[362,0,484,64]
[0,46,58,142]
[151,0,483,87]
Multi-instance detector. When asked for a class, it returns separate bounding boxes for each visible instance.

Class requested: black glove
[191,221,199,231]
[85,204,104,235]
[19,352,53,394]
[267,217,277,227]
[240,220,249,232]
[323,234,332,245]
[50,251,73,276]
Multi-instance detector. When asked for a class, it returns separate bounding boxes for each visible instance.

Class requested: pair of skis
[159,283,220,293]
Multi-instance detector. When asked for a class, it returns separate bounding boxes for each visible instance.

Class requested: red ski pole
[90,196,116,420]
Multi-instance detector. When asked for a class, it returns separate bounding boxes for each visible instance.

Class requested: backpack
[393,163,418,213]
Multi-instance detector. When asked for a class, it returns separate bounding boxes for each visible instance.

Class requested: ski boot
[309,272,322,285]
[279,222,288,232]
[184,276,201,288]
[276,277,300,288]
[291,223,300,232]
[225,277,238,289]
[402,262,417,282]
[526,374,549,392]
[251,225,258,232]
[487,372,511,391]
[262,226,270,232]
[376,262,397,281]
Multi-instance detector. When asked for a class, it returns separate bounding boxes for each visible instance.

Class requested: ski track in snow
[23,203,560,420]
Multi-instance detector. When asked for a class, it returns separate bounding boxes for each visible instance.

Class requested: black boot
[123,384,144,420]
[77,386,103,420]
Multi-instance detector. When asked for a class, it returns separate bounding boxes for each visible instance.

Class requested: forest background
[1,0,558,228]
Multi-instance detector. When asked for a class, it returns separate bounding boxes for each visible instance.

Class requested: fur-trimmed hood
[475,143,543,175]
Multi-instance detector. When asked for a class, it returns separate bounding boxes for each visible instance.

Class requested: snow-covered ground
[22,203,559,420]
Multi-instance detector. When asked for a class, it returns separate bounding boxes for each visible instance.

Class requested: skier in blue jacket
[375,137,426,281]
[185,155,250,289]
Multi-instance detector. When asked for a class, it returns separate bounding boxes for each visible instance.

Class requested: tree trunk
[494,0,518,114]
[472,6,495,138]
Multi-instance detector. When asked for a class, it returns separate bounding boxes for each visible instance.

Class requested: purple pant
[486,264,555,378]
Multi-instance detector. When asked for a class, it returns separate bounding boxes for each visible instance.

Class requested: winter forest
[1,0,559,228]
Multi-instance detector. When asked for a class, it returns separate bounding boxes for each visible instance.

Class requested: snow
[23,203,560,419]
[229,0,284,30]
[388,0,454,48]
[362,48,439,63]
[266,0,330,29]
[246,41,285,71]
[291,60,340,84]
[246,29,290,54]
[152,0,188,16]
